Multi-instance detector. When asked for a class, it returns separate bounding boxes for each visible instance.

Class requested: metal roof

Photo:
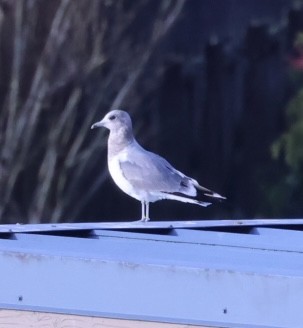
[0,218,302,328]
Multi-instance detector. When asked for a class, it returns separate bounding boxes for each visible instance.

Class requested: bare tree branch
[0,0,185,223]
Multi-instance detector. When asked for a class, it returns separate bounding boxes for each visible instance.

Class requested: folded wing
[119,148,197,197]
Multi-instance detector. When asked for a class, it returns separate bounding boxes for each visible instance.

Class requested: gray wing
[119,148,196,196]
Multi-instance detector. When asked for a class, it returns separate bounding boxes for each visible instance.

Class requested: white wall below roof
[0,309,210,328]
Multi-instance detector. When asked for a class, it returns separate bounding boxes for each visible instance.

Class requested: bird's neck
[108,128,135,158]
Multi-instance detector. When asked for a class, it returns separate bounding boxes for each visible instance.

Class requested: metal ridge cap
[0,218,303,233]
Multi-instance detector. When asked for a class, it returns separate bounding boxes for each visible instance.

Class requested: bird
[91,110,225,221]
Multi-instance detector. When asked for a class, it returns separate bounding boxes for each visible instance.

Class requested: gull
[91,110,225,221]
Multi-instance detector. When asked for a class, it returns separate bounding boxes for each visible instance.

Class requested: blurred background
[1,0,303,223]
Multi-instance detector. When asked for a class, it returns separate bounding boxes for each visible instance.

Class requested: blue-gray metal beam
[0,225,302,327]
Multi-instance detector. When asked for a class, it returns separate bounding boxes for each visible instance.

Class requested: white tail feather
[204,192,226,200]
[162,193,211,207]
[192,180,226,200]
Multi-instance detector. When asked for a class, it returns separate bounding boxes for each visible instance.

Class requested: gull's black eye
[109,115,116,121]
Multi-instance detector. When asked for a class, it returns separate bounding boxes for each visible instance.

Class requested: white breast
[108,152,140,201]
